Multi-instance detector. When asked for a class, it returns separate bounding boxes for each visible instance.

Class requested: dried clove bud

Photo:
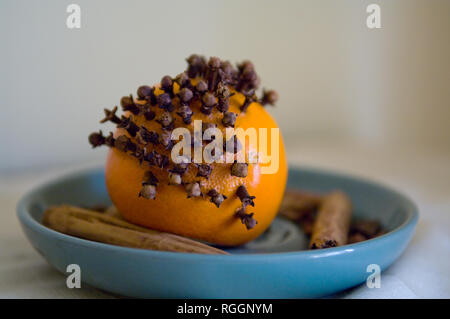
[127,138,137,153]
[236,185,255,207]
[144,150,157,166]
[260,89,278,106]
[127,140,137,153]
[156,111,174,129]
[159,130,173,150]
[202,92,217,107]
[186,54,207,78]
[236,62,260,92]
[196,164,212,179]
[201,92,216,114]
[200,105,213,115]
[118,115,140,137]
[146,150,169,168]
[145,86,158,105]
[207,189,227,208]
[206,56,221,91]
[178,88,194,104]
[139,171,159,200]
[241,213,258,230]
[242,213,258,230]
[185,182,202,198]
[133,146,146,165]
[158,93,174,111]
[176,105,193,124]
[100,106,121,124]
[208,56,221,69]
[174,72,191,89]
[170,164,187,176]
[114,135,134,152]
[195,80,208,95]
[160,75,174,96]
[235,207,258,230]
[137,126,159,145]
[219,61,236,85]
[139,184,156,200]
[231,162,248,178]
[217,98,229,113]
[143,109,156,121]
[137,85,153,100]
[216,83,231,98]
[88,130,105,148]
[237,60,255,74]
[168,172,182,185]
[171,157,190,175]
[216,83,232,112]
[222,111,237,127]
[120,95,140,115]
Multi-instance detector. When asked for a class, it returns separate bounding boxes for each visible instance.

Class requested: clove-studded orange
[94,55,287,246]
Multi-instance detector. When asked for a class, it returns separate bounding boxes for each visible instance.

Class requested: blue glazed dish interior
[17,166,418,298]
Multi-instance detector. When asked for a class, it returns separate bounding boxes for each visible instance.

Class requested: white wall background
[1,0,449,173]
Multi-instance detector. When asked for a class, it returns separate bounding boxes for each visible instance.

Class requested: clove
[231,162,248,178]
[137,85,153,101]
[114,135,135,153]
[159,130,173,150]
[206,56,221,91]
[222,111,237,127]
[176,105,193,124]
[120,95,140,115]
[139,171,159,200]
[174,72,191,89]
[100,106,121,124]
[236,185,255,207]
[168,172,182,185]
[196,164,212,179]
[207,189,227,208]
[118,115,139,137]
[186,54,207,78]
[88,130,105,148]
[156,111,174,130]
[260,89,278,106]
[185,182,202,198]
[158,93,174,111]
[137,126,159,145]
[235,207,258,230]
[178,88,194,104]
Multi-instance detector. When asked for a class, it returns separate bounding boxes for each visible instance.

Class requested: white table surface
[1,139,449,298]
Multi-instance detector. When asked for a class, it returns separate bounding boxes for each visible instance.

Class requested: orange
[105,87,287,246]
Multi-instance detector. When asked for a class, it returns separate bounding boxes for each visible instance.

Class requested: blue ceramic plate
[17,167,418,298]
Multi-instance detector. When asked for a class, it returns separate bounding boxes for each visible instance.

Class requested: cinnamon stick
[309,191,352,249]
[278,190,323,221]
[43,205,228,255]
[278,190,323,235]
